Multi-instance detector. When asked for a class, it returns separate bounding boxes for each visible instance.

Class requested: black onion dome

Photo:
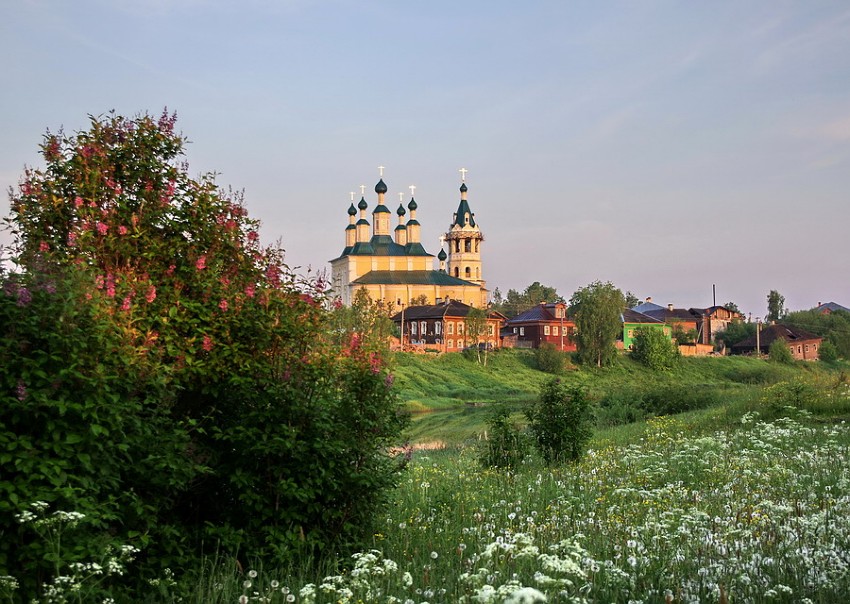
[397,203,406,216]
[438,248,447,261]
[358,197,368,210]
[460,183,468,193]
[347,203,357,216]
[408,197,418,211]
[375,179,388,194]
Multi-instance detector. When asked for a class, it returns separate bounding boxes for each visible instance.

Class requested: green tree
[569,281,625,367]
[631,327,679,370]
[819,340,839,362]
[724,301,741,314]
[329,287,395,350]
[492,281,562,318]
[767,290,786,322]
[624,291,640,309]
[769,338,795,364]
[479,408,529,469]
[526,378,592,464]
[3,111,406,589]
[716,319,757,348]
[464,306,489,364]
[784,308,850,360]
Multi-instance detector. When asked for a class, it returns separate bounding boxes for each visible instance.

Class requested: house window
[627,329,633,338]
[457,323,464,335]
[553,326,559,336]
[519,327,525,336]
[457,339,464,349]
[797,345,802,353]
[544,325,550,335]
[513,327,517,333]
[805,344,809,352]
[435,323,442,335]
[420,321,427,335]
[411,322,417,335]
[447,323,454,335]
[448,339,454,349]
[488,324,494,336]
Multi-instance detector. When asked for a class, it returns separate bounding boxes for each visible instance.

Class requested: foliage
[479,408,530,469]
[769,338,795,364]
[464,307,489,364]
[724,301,741,314]
[2,111,406,594]
[491,281,562,318]
[670,322,698,345]
[525,378,592,464]
[766,289,786,322]
[761,379,821,416]
[569,281,625,367]
[819,340,839,362]
[715,318,756,348]
[535,342,565,374]
[329,287,395,350]
[623,290,640,309]
[631,327,679,370]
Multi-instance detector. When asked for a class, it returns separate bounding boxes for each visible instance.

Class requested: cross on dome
[350,192,355,202]
[409,184,416,196]
[360,185,366,196]
[378,165,385,178]
[459,167,468,182]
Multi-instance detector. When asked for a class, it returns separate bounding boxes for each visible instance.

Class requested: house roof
[815,302,850,314]
[621,309,664,324]
[643,307,700,322]
[632,301,665,313]
[506,303,566,325]
[731,323,823,350]
[352,270,477,287]
[390,300,503,322]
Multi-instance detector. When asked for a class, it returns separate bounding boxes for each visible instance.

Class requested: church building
[330,169,488,308]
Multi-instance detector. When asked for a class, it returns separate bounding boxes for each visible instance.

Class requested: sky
[2,0,849,318]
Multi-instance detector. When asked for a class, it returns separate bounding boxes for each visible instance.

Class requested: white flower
[248,569,258,579]
[430,551,439,559]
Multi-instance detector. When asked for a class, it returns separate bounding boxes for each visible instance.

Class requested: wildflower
[239,596,249,604]
[16,287,32,307]
[96,221,108,235]
[430,551,439,559]
[244,283,256,297]
[202,335,213,352]
[39,241,49,252]
[121,296,132,311]
[196,255,207,270]
[118,225,128,235]
[219,298,228,311]
[145,285,157,303]
[248,570,258,579]
[15,381,27,402]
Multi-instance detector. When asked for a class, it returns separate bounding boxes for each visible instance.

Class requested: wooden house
[390,300,505,353]
[503,302,576,351]
[731,324,823,360]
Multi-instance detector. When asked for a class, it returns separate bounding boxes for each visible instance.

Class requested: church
[329,169,488,308]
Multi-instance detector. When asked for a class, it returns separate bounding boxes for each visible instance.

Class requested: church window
[476,267,480,279]
[475,241,479,252]
[465,267,471,278]
[454,267,459,278]
[455,240,460,253]
[447,322,454,335]
[465,240,471,252]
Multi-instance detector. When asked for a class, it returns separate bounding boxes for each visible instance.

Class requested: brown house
[731,324,823,360]
[390,300,505,353]
[635,299,742,344]
[503,302,576,351]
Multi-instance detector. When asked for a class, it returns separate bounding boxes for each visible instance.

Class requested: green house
[621,308,672,350]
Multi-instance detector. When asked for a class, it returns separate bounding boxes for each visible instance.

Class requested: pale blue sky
[2,1,849,316]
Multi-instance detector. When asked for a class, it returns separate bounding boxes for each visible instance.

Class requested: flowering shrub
[2,111,406,595]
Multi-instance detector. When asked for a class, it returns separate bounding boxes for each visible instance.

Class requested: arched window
[465,240,471,252]
[465,267,471,278]
[476,267,480,279]
[455,240,460,253]
[454,267,459,278]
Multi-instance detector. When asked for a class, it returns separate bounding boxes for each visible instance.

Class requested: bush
[535,342,566,373]
[526,378,592,464]
[595,390,647,427]
[479,408,530,469]
[769,339,795,364]
[641,384,721,415]
[819,340,839,363]
[631,328,679,370]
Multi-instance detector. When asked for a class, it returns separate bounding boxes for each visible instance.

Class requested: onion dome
[408,197,418,211]
[347,203,357,216]
[358,197,368,210]
[438,248,447,261]
[460,183,468,193]
[375,179,388,194]
[396,203,406,217]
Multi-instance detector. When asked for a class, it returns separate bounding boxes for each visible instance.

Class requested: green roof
[452,199,475,227]
[352,270,479,286]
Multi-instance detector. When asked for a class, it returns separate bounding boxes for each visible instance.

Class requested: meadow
[9,352,850,603]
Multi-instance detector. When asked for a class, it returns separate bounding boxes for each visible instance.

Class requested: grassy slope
[392,348,846,445]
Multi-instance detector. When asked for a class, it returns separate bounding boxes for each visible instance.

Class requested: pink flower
[118,225,128,236]
[105,273,116,298]
[202,335,213,352]
[120,296,132,311]
[244,284,256,298]
[145,285,157,303]
[218,299,228,311]
[195,255,206,270]
[165,264,176,276]
[247,230,259,242]
[39,241,49,252]
[67,231,77,247]
[95,275,105,289]
[74,196,84,208]
[96,222,108,236]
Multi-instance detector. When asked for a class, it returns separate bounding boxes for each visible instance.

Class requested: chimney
[818,302,822,307]
[646,297,652,303]
[667,303,674,311]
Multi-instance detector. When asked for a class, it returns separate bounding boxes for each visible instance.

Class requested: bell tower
[445,168,484,288]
